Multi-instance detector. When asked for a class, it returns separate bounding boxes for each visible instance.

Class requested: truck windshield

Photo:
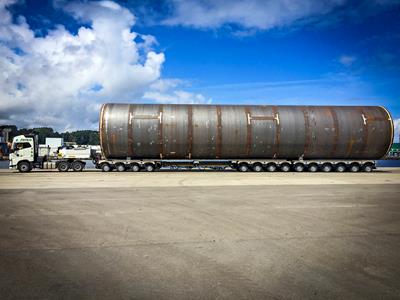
[13,142,31,150]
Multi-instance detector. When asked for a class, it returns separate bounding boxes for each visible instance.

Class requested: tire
[280,163,291,172]
[363,164,373,172]
[238,163,249,172]
[18,161,31,173]
[294,163,305,172]
[116,164,125,172]
[252,164,263,172]
[101,163,111,172]
[308,164,318,172]
[145,163,155,172]
[72,161,84,172]
[266,164,277,172]
[131,163,140,172]
[335,164,346,172]
[58,161,70,172]
[350,164,360,172]
[321,163,332,172]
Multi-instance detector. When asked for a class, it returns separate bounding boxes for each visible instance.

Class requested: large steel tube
[99,104,393,160]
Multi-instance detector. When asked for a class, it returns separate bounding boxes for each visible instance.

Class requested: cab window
[13,142,31,150]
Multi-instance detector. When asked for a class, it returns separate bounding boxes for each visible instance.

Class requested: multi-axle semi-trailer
[9,103,394,172]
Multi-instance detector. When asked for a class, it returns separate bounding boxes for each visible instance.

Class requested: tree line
[0,125,99,145]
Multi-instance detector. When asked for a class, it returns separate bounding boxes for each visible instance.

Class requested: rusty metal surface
[100,104,393,160]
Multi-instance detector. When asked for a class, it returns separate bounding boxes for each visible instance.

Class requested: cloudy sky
[0,0,399,140]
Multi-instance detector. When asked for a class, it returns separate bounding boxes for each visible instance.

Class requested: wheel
[321,163,332,172]
[145,163,155,172]
[294,163,305,172]
[58,161,70,172]
[116,164,125,172]
[238,163,249,172]
[131,163,140,172]
[101,163,111,172]
[72,161,84,172]
[363,164,373,172]
[350,164,360,172]
[280,163,291,172]
[252,164,263,172]
[266,164,277,172]
[308,164,318,172]
[335,164,346,172]
[18,161,31,173]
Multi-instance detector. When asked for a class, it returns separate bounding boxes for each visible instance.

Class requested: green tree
[1,125,99,145]
[61,130,99,144]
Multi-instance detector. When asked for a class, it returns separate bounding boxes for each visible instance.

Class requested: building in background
[0,128,12,160]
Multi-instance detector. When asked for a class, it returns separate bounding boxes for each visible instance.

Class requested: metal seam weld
[245,106,252,156]
[159,105,164,159]
[216,106,222,158]
[187,105,193,159]
[272,106,281,158]
[329,107,339,158]
[358,107,369,156]
[127,105,134,158]
[302,106,311,157]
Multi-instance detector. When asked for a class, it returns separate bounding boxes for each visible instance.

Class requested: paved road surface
[0,169,400,299]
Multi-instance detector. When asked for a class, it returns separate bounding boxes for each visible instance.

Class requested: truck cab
[10,134,92,172]
[9,135,38,172]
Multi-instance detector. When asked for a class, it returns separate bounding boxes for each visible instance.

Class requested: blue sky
[1,0,399,140]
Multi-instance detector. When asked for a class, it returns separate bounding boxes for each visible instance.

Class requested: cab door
[13,141,34,162]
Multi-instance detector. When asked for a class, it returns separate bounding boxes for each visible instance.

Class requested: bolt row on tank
[9,103,394,172]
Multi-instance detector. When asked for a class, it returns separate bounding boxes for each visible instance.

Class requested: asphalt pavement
[0,169,400,299]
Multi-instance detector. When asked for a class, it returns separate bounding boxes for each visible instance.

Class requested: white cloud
[0,0,208,131]
[339,54,357,66]
[148,78,183,92]
[162,0,399,32]
[163,0,346,30]
[394,118,400,143]
[143,79,212,104]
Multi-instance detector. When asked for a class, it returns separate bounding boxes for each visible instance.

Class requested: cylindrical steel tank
[99,104,393,160]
